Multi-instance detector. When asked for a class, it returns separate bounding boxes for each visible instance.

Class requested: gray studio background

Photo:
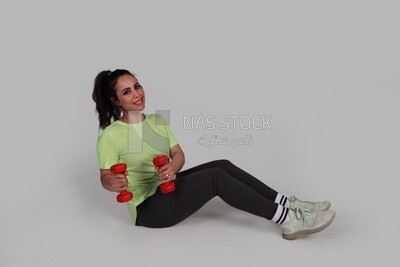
[1,0,399,266]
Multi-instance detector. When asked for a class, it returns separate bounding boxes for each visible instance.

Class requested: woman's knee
[207,159,233,167]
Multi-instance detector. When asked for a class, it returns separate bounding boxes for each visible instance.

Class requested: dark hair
[92,69,135,129]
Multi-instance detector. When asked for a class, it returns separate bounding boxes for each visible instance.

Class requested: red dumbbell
[153,155,175,193]
[110,163,133,203]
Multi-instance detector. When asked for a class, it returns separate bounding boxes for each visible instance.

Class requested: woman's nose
[132,89,140,98]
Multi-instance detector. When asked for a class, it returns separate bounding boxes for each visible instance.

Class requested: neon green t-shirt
[96,113,179,224]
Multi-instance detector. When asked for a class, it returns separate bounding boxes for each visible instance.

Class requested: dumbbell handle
[153,155,175,193]
[110,163,133,203]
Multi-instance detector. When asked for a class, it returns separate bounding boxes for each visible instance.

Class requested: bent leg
[136,167,278,228]
[177,159,279,202]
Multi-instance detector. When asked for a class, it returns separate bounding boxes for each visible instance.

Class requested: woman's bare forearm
[170,144,185,174]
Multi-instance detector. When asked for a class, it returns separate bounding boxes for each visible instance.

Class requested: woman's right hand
[100,169,129,192]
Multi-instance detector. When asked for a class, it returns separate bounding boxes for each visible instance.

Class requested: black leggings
[135,159,280,228]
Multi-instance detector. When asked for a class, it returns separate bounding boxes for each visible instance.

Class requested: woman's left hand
[155,163,175,183]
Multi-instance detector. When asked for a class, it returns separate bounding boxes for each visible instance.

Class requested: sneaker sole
[282,212,336,240]
[321,203,331,211]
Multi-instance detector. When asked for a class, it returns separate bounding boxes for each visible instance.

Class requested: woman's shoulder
[145,113,169,125]
[98,120,125,136]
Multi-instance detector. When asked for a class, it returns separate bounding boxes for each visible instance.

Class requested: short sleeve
[155,114,179,148]
[166,124,178,148]
[96,129,119,169]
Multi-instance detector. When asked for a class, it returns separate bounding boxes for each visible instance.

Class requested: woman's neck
[121,111,145,123]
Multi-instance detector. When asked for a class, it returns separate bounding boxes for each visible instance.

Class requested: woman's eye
[134,84,142,89]
[123,90,130,95]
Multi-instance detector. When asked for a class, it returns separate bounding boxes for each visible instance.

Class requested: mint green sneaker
[289,196,331,211]
[280,208,336,240]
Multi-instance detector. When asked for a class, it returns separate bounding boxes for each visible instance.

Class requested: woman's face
[113,74,145,112]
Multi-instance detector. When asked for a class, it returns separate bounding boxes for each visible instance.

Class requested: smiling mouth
[134,98,143,105]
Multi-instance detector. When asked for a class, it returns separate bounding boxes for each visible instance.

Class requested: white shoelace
[293,208,314,224]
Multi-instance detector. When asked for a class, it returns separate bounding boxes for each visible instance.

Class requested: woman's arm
[156,144,185,181]
[170,144,185,174]
[100,169,128,192]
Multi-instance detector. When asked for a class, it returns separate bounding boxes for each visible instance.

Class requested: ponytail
[92,69,134,129]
